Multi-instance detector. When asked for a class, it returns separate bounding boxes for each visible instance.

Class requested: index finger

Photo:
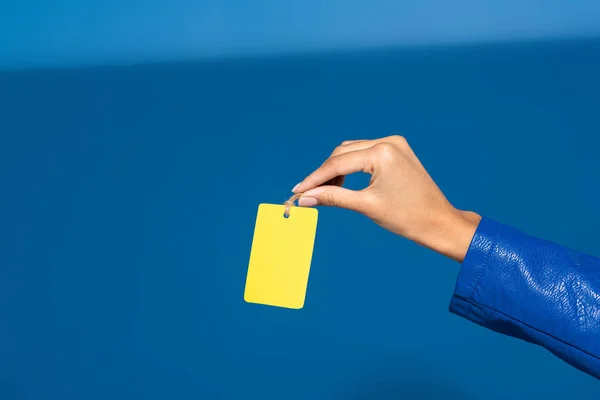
[293,148,375,194]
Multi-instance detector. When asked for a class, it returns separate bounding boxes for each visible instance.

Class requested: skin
[292,136,482,263]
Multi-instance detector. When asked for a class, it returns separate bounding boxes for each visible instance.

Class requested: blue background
[1,2,600,399]
[2,0,600,70]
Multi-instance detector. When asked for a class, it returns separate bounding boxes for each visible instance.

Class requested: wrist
[419,208,481,263]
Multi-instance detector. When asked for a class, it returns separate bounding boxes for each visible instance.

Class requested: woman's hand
[292,136,481,262]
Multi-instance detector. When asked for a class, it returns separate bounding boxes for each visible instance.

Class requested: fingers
[328,136,406,159]
[293,148,375,194]
[293,136,408,198]
[298,185,371,213]
[340,139,366,146]
[323,175,345,188]
[322,141,374,188]
[331,139,379,156]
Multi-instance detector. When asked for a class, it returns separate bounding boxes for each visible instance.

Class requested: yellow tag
[244,203,318,309]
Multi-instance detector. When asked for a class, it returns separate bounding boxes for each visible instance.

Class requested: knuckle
[332,145,344,156]
[373,142,396,156]
[372,142,399,165]
[324,192,338,207]
[391,135,408,147]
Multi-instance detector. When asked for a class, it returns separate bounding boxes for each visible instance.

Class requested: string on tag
[283,193,302,218]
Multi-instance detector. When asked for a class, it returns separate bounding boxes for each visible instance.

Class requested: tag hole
[283,213,290,219]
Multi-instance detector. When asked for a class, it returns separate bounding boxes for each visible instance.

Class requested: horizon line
[2,32,600,74]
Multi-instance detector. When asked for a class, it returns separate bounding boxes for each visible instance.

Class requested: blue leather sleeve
[450,217,600,379]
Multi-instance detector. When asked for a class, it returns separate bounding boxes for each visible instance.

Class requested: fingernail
[298,197,318,207]
[292,183,301,193]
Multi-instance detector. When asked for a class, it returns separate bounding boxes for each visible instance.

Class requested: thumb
[298,185,367,213]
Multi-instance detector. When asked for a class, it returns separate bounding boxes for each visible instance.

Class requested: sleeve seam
[455,295,600,363]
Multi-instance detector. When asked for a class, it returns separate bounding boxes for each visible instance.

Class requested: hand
[292,136,481,262]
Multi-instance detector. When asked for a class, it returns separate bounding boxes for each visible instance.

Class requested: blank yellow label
[244,203,318,309]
